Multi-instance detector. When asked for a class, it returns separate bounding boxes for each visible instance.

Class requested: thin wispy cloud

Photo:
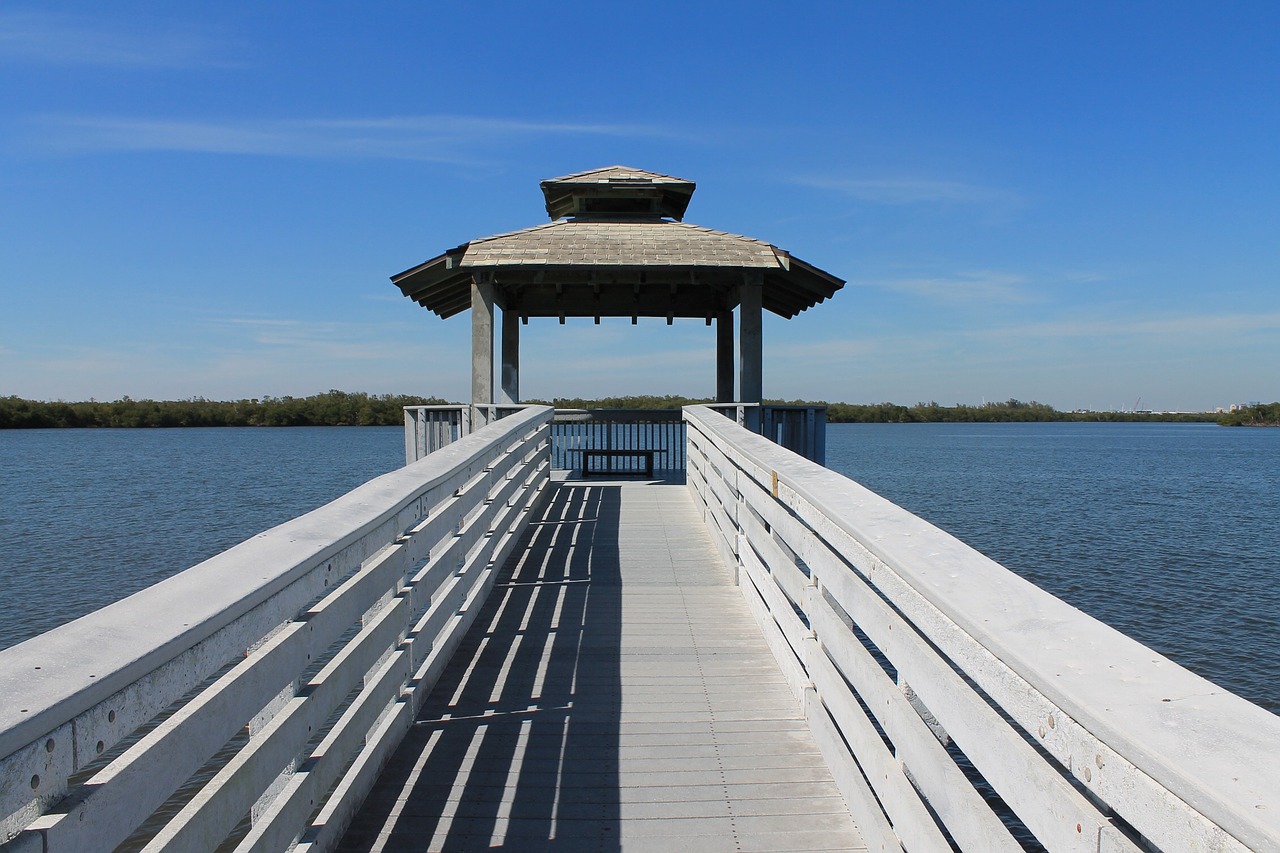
[799,176,1022,208]
[25,114,680,161]
[207,317,416,360]
[769,337,885,364]
[854,270,1034,304]
[0,10,236,68]
[978,311,1280,341]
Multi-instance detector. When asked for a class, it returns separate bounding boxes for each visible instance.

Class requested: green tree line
[0,391,448,428]
[1217,402,1280,427]
[1,392,1226,428]
[545,395,1217,423]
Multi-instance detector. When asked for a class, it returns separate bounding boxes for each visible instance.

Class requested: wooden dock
[337,476,866,852]
[7,405,1276,852]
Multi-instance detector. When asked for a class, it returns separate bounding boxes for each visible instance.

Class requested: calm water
[825,422,1280,713]
[1,422,1276,713]
[0,427,404,650]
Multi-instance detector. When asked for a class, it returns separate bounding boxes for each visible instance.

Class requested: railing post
[404,408,417,465]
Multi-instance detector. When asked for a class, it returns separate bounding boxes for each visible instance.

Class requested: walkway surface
[338,477,866,853]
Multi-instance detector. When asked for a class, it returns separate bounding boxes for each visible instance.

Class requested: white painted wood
[0,407,553,850]
[684,405,1279,853]
[803,690,902,853]
[141,596,414,851]
[806,595,1022,852]
[806,645,954,853]
[335,478,865,853]
[237,648,413,853]
[737,546,808,705]
[695,410,1133,851]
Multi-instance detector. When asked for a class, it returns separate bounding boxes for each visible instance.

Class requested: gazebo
[391,166,844,419]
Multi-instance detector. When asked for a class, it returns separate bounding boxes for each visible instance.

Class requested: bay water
[825,421,1279,713]
[1,421,1275,713]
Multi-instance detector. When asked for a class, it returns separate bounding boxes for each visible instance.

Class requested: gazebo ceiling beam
[435,291,473,318]
[503,286,730,318]
[405,275,467,306]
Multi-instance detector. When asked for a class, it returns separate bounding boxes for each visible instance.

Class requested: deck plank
[337,479,866,853]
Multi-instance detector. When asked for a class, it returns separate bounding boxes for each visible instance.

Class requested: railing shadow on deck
[338,482,624,852]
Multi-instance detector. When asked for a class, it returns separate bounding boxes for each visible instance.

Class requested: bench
[581,449,655,477]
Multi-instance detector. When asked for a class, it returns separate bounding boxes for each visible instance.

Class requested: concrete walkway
[338,478,865,853]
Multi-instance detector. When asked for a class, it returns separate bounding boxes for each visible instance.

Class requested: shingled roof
[393,167,843,320]
[540,165,696,220]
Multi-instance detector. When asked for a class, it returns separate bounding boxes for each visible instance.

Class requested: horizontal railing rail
[0,405,554,852]
[684,404,1280,853]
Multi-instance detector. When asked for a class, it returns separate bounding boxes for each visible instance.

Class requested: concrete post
[500,306,520,405]
[716,309,734,402]
[471,274,495,424]
[739,273,763,431]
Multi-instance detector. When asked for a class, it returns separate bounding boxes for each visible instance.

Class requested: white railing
[0,405,553,852]
[403,404,471,464]
[402,404,531,464]
[706,403,827,464]
[684,405,1280,853]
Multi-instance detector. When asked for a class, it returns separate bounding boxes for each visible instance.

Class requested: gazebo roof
[393,166,843,320]
[540,165,696,221]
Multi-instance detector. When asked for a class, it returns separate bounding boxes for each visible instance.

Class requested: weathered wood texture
[391,166,844,321]
[337,478,866,853]
[685,404,1280,853]
[0,407,554,852]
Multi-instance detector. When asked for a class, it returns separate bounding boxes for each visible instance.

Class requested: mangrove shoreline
[1,392,1258,428]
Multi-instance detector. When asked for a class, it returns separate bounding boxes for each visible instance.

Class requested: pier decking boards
[339,477,865,853]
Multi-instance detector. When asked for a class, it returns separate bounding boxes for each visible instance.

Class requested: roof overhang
[391,167,844,321]
[392,257,842,321]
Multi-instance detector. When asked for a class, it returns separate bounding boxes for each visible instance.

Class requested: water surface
[2,422,1275,714]
[0,427,403,648]
[825,421,1279,712]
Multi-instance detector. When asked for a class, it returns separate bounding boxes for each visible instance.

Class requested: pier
[3,168,1280,852]
[337,476,862,853]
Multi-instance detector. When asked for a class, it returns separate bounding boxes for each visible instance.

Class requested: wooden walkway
[338,477,865,853]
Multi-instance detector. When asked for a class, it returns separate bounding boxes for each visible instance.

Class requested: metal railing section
[706,403,826,464]
[406,404,824,470]
[683,404,1280,853]
[403,404,529,464]
[549,408,685,472]
[0,406,554,852]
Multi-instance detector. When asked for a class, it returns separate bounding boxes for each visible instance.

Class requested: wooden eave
[392,215,844,321]
[395,260,841,321]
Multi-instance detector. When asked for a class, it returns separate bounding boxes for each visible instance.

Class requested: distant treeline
[1217,402,1280,427]
[821,400,1216,424]
[0,391,448,428]
[2,392,1229,428]
[543,395,1218,423]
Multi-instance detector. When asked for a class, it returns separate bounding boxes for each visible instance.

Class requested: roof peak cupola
[539,165,696,221]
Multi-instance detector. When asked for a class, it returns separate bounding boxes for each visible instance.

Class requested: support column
[471,274,495,424]
[500,305,520,405]
[716,309,734,402]
[739,270,763,391]
[739,273,763,432]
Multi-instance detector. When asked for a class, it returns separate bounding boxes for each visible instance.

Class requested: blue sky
[2,3,1276,411]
